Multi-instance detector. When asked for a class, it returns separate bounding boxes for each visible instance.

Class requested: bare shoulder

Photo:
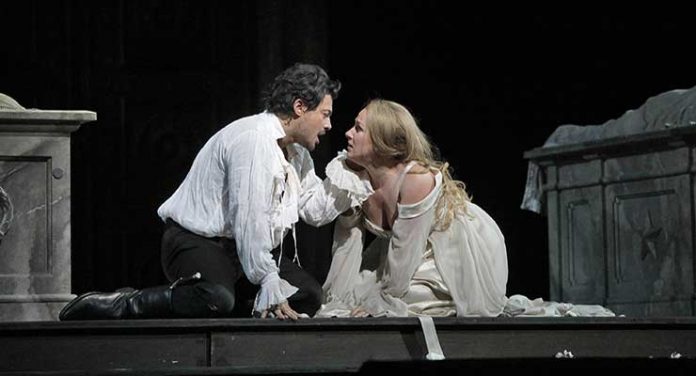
[399,165,435,205]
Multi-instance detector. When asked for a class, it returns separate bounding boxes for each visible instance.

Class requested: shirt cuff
[253,272,299,312]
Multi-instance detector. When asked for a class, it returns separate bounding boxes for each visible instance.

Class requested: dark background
[1,1,694,301]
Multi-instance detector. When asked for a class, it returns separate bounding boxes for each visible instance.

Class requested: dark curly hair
[262,63,341,116]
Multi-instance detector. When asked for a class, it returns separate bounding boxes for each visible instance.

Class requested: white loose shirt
[157,111,343,313]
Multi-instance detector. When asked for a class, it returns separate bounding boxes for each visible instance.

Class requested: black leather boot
[59,284,174,321]
[59,273,234,320]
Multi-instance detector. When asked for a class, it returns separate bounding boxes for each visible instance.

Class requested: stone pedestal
[0,95,96,321]
[522,87,696,317]
[524,127,696,316]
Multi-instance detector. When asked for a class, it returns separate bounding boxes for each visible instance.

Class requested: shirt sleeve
[225,131,298,311]
[381,209,436,298]
[321,209,366,298]
[299,151,374,227]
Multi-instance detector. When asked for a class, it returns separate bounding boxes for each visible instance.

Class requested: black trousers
[160,219,322,317]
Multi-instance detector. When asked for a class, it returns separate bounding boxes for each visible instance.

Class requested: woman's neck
[366,161,405,190]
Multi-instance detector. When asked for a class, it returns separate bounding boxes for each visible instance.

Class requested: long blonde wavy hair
[364,99,471,230]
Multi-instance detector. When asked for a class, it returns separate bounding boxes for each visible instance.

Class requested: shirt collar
[264,111,301,160]
[264,111,286,141]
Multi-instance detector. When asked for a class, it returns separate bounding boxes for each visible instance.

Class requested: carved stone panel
[605,175,693,316]
[0,157,50,276]
[558,186,605,303]
[557,160,602,189]
[604,147,690,183]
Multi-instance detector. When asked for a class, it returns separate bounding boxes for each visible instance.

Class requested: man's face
[296,94,333,151]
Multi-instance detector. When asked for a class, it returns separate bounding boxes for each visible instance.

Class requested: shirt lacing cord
[276,223,301,269]
[276,158,302,270]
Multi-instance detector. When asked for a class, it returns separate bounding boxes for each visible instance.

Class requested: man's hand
[261,301,300,321]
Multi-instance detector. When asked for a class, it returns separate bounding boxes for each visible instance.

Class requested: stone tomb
[0,94,96,321]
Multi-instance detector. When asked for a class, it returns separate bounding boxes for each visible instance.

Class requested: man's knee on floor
[299,279,323,316]
[172,281,235,317]
[197,281,236,315]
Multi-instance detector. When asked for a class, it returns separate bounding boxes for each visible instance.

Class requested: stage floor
[1,316,696,374]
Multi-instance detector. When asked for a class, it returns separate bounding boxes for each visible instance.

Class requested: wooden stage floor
[1,316,696,374]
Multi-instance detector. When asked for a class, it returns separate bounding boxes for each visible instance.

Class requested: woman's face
[345,107,374,166]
